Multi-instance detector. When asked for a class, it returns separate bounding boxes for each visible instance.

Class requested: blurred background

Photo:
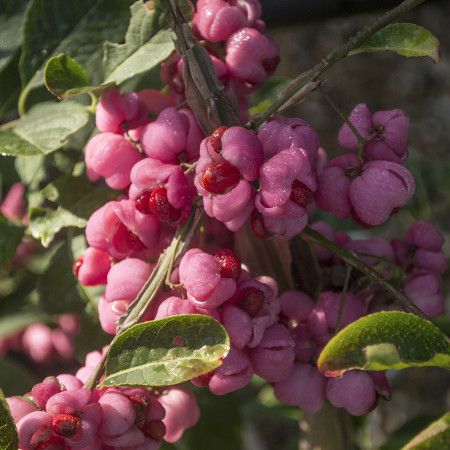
[1,1,449,449]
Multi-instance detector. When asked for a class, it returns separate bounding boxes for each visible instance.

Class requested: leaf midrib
[105,349,222,381]
[104,29,173,83]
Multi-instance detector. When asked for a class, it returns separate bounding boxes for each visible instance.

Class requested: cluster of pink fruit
[3,0,447,449]
[311,219,446,319]
[316,103,415,226]
[8,217,446,449]
[79,97,424,333]
[7,366,199,450]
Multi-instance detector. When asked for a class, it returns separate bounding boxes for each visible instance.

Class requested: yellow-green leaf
[350,23,440,62]
[44,54,114,99]
[0,389,18,450]
[318,311,450,377]
[103,315,230,387]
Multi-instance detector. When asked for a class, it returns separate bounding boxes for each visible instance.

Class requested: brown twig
[161,0,240,132]
[335,264,352,334]
[301,226,429,320]
[320,88,366,162]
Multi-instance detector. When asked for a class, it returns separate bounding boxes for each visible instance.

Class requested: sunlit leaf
[103,315,230,387]
[318,311,450,376]
[350,23,440,62]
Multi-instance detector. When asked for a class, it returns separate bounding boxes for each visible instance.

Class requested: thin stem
[355,251,406,275]
[84,352,107,390]
[87,92,98,115]
[117,209,204,333]
[301,226,429,319]
[164,231,183,291]
[335,264,352,334]
[320,88,366,162]
[18,83,33,116]
[198,220,206,250]
[252,0,427,128]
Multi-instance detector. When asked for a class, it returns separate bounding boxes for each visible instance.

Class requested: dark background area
[261,0,406,23]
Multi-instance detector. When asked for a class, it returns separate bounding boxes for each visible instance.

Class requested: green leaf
[28,207,87,248]
[41,175,117,213]
[29,175,117,246]
[103,315,230,387]
[103,1,162,75]
[41,1,178,99]
[103,1,174,85]
[14,155,46,189]
[15,102,90,154]
[37,241,85,313]
[318,311,450,376]
[0,1,26,73]
[18,0,134,112]
[44,53,90,97]
[0,129,42,156]
[104,28,174,85]
[44,54,114,99]
[1,102,90,156]
[0,388,18,450]
[401,412,450,450]
[0,214,24,268]
[350,23,440,62]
